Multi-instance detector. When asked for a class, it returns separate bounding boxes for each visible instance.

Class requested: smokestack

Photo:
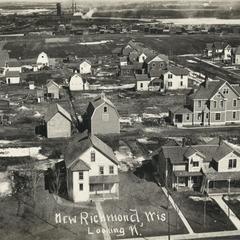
[204,75,208,88]
[219,136,223,146]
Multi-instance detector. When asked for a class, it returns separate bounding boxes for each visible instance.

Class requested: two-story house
[145,54,169,75]
[64,131,119,202]
[153,139,240,195]
[169,79,240,127]
[83,93,120,135]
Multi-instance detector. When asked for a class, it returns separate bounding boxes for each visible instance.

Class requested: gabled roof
[64,131,118,170]
[46,80,59,89]
[6,60,21,68]
[167,66,189,76]
[71,159,91,171]
[161,141,238,165]
[5,71,20,78]
[189,80,225,100]
[44,103,72,122]
[80,59,91,65]
[169,105,192,114]
[135,74,150,81]
[145,54,169,64]
[90,93,116,110]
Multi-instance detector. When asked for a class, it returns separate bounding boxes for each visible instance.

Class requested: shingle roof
[168,66,189,76]
[80,59,91,65]
[145,54,169,64]
[169,105,192,114]
[161,141,237,165]
[46,80,59,89]
[5,71,20,78]
[44,103,72,122]
[90,93,116,110]
[189,80,225,100]
[135,74,150,81]
[64,131,118,170]
[71,159,91,171]
[6,60,21,67]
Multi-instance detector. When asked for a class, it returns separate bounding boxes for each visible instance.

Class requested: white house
[5,71,20,84]
[64,131,119,202]
[79,60,92,74]
[69,73,89,91]
[135,74,151,91]
[5,60,22,73]
[234,46,240,65]
[223,44,232,62]
[161,66,189,90]
[37,52,49,69]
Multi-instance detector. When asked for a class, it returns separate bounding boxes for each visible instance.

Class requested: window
[109,166,114,174]
[181,75,183,79]
[104,184,110,190]
[220,100,224,108]
[206,113,209,119]
[215,113,221,120]
[79,184,83,191]
[197,113,202,120]
[213,101,217,108]
[140,83,143,88]
[104,106,108,113]
[198,100,201,108]
[99,166,104,175]
[180,81,183,86]
[168,74,173,79]
[168,82,172,87]
[91,151,95,162]
[186,114,190,120]
[193,161,199,167]
[79,171,83,180]
[228,159,237,169]
[233,99,237,107]
[223,88,228,94]
[233,112,236,119]
[152,63,156,67]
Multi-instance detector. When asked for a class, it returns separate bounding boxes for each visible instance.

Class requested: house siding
[47,112,71,138]
[217,152,240,173]
[91,103,120,135]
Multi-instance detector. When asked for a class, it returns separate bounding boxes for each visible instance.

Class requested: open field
[2,33,240,60]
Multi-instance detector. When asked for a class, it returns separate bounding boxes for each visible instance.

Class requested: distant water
[92,16,240,25]
[0,8,51,15]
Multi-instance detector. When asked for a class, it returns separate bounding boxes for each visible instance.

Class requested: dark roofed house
[5,59,22,73]
[64,131,119,202]
[83,93,120,135]
[153,139,240,194]
[44,103,72,138]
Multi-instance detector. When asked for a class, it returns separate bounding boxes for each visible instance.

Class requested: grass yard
[170,191,236,233]
[101,172,187,239]
[223,195,240,220]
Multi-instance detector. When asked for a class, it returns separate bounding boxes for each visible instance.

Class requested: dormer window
[104,106,108,113]
[193,161,199,167]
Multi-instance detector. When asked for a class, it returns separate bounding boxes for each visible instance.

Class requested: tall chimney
[204,75,208,88]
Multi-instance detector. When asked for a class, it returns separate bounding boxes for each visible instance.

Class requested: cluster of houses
[116,40,190,91]
[204,41,240,64]
[43,93,120,202]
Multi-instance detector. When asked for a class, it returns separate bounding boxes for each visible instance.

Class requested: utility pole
[165,157,171,240]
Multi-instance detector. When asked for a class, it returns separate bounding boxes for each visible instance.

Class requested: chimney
[219,136,223,146]
[182,137,186,147]
[204,75,208,88]
[101,92,106,100]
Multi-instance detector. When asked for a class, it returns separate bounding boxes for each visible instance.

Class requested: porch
[173,171,202,191]
[201,170,240,195]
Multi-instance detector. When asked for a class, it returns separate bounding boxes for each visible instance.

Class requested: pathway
[211,195,240,230]
[95,201,111,240]
[121,229,240,240]
[162,187,194,234]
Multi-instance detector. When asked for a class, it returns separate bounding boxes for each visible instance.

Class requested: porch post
[228,179,231,194]
[176,176,179,191]
[207,180,209,194]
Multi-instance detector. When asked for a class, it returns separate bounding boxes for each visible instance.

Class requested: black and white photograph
[1,0,240,239]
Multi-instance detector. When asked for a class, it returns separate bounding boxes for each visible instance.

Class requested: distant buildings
[69,73,89,91]
[46,80,60,99]
[169,79,240,127]
[64,131,119,202]
[5,71,20,84]
[37,52,49,69]
[79,59,92,75]
[83,93,120,135]
[44,104,72,138]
